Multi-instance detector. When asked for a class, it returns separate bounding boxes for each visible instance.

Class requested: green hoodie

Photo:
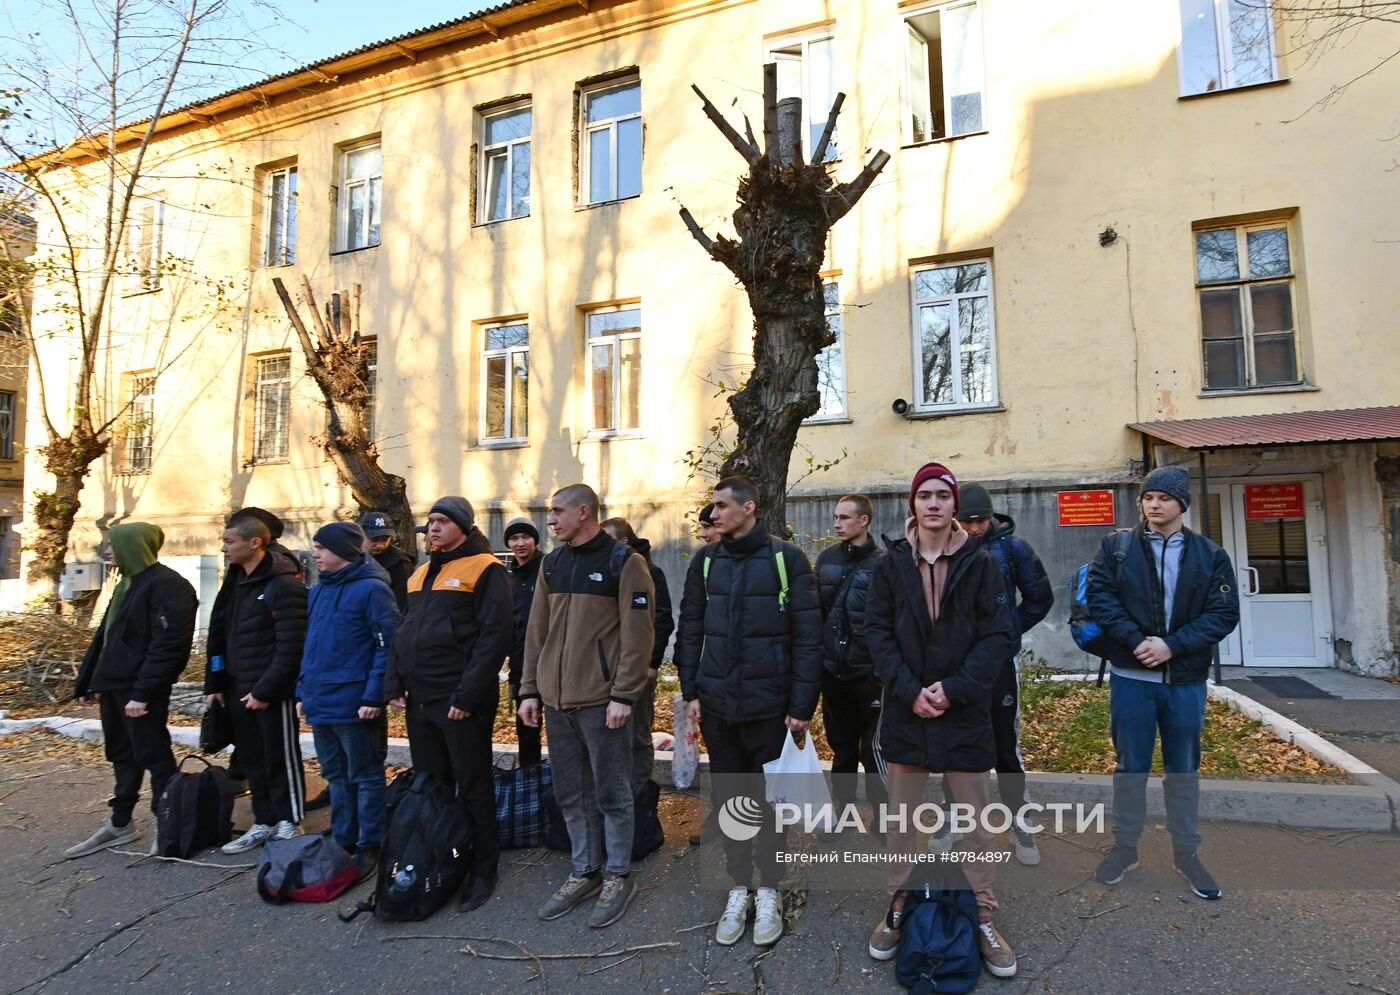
[104,522,164,636]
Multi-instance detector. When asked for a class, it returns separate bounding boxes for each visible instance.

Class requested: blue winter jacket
[298,555,400,724]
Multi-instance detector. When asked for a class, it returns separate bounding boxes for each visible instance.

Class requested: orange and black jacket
[384,528,513,714]
[519,530,654,711]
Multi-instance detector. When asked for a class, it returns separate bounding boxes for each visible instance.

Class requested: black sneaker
[354,846,381,884]
[1094,845,1139,885]
[306,787,331,812]
[1174,851,1222,900]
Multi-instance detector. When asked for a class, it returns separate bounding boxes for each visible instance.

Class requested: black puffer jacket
[815,536,883,680]
[204,549,308,702]
[373,545,416,614]
[676,523,823,723]
[385,528,513,714]
[865,532,1013,772]
[1086,524,1239,685]
[978,514,1054,654]
[630,537,676,671]
[507,549,543,696]
[75,564,197,703]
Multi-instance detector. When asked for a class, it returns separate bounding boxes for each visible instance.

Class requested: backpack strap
[1096,530,1135,688]
[770,539,790,613]
[701,552,712,601]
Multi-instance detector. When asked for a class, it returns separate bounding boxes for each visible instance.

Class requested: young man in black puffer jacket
[67,523,197,859]
[204,512,309,854]
[815,493,885,809]
[677,475,822,950]
[504,517,544,766]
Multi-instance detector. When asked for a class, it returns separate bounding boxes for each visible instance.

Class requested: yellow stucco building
[21,0,1400,671]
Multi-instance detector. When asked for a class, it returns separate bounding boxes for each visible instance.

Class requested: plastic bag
[762,730,834,831]
[671,693,700,790]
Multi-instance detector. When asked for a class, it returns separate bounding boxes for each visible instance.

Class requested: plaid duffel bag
[493,759,567,849]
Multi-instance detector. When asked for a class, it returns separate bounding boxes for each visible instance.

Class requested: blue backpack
[893,886,982,993]
[1068,529,1132,684]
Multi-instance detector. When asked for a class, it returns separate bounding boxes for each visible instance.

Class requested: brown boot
[977,920,1017,978]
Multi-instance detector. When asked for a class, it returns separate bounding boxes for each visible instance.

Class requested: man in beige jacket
[519,483,654,929]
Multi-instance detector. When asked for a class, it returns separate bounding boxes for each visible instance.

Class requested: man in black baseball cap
[359,511,414,613]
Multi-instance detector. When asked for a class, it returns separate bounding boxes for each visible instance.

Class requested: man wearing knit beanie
[384,496,512,912]
[299,521,399,881]
[503,517,544,766]
[864,461,1018,977]
[1086,466,1239,901]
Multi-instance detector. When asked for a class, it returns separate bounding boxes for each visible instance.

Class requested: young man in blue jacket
[1087,466,1239,900]
[297,521,400,881]
[955,483,1054,865]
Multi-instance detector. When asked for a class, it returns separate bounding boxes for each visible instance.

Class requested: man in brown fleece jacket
[518,483,654,929]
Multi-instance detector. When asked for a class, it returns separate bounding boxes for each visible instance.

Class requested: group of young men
[64,459,1238,984]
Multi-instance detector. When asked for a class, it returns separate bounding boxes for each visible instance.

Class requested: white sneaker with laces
[222,824,272,854]
[752,887,783,946]
[715,887,751,946]
[273,820,301,841]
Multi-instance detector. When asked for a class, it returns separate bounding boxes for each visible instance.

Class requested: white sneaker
[715,887,751,946]
[752,887,783,946]
[222,824,273,854]
[273,820,301,840]
[1011,826,1041,866]
[64,819,138,859]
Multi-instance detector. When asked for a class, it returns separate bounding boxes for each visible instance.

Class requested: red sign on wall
[1244,482,1305,520]
[1057,490,1116,527]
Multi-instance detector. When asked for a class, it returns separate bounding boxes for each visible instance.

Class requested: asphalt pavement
[2,732,1398,995]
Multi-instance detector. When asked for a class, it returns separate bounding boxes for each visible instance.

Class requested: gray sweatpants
[546,704,635,876]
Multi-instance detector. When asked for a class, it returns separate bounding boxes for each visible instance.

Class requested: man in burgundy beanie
[863,459,1017,977]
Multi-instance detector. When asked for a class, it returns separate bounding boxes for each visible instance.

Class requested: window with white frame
[363,338,377,443]
[767,34,838,160]
[263,164,297,267]
[251,354,292,463]
[581,80,641,205]
[911,259,997,410]
[904,2,985,143]
[481,322,529,442]
[1195,221,1299,390]
[586,307,641,432]
[807,279,846,421]
[481,104,531,223]
[336,142,382,251]
[123,375,156,473]
[1179,0,1278,95]
[125,197,164,294]
[0,391,15,460]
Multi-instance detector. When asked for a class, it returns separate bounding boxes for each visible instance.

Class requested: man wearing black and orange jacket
[519,483,654,929]
[385,496,512,912]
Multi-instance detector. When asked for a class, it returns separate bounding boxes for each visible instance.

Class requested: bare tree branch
[809,92,845,166]
[690,85,758,163]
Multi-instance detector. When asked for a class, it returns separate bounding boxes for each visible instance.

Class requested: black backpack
[155,755,237,858]
[341,770,472,922]
[545,777,665,861]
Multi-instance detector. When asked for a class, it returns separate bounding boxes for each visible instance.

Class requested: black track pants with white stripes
[227,695,305,825]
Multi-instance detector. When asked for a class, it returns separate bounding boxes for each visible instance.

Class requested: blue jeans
[1109,677,1207,854]
[313,722,386,849]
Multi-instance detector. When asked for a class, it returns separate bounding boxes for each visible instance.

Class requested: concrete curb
[3,713,1395,832]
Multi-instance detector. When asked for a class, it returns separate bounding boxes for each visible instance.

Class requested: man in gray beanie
[1086,465,1238,902]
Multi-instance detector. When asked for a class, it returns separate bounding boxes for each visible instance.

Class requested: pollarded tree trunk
[27,429,109,598]
[679,66,888,536]
[272,277,418,558]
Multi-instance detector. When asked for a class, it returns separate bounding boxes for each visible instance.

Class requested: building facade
[20,0,1400,672]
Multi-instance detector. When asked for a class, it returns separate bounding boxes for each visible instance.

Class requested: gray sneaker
[1011,826,1041,866]
[64,819,138,859]
[587,874,637,928]
[538,872,604,920]
[273,820,301,841]
[222,824,273,854]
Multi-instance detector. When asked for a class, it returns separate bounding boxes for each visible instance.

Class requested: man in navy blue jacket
[955,484,1053,865]
[298,521,400,881]
[1087,466,1239,900]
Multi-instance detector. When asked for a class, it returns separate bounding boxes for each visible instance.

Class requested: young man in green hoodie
[68,523,198,858]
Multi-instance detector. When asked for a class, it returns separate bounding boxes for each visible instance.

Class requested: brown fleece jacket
[519,529,655,710]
